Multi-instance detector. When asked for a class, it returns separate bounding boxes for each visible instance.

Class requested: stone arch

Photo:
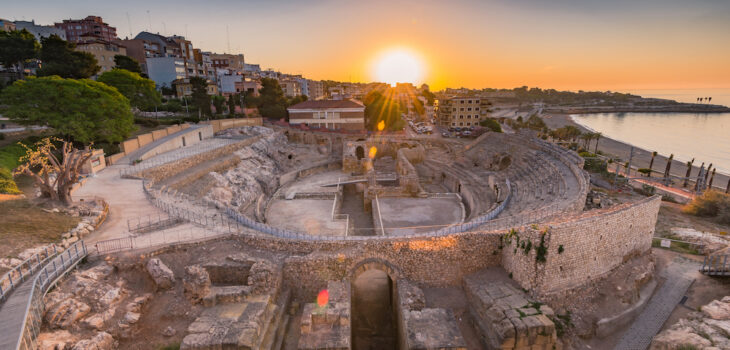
[355,146,365,160]
[349,257,402,282]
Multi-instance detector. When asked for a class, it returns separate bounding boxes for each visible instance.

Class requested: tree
[421,89,435,106]
[97,69,161,111]
[37,35,99,79]
[190,77,211,116]
[14,138,94,205]
[288,95,308,106]
[648,151,657,177]
[253,78,288,119]
[363,90,405,131]
[227,94,237,115]
[0,76,135,143]
[479,118,502,133]
[594,132,601,153]
[212,95,226,115]
[113,55,142,74]
[0,29,39,79]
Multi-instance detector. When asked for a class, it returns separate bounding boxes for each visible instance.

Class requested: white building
[13,20,67,41]
[146,56,186,88]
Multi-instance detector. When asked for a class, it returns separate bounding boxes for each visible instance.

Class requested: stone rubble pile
[206,130,287,210]
[651,296,730,349]
[670,227,730,255]
[37,262,151,350]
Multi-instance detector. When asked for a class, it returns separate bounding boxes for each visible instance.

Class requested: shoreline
[541,113,730,194]
[543,105,730,114]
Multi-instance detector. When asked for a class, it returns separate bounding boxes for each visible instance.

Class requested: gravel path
[613,258,699,350]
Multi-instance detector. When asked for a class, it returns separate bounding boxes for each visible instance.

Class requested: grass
[651,235,701,255]
[0,142,27,194]
[0,198,80,262]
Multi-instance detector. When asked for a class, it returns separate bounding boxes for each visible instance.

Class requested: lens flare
[369,146,378,159]
[377,120,385,131]
[373,48,424,86]
[317,289,329,307]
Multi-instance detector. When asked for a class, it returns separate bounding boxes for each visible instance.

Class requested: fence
[15,241,87,350]
[94,226,229,255]
[119,139,239,177]
[0,246,57,303]
[127,213,183,234]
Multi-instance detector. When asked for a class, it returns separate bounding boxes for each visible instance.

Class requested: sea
[570,88,730,174]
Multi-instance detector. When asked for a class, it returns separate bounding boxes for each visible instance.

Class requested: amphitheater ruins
[30,119,664,350]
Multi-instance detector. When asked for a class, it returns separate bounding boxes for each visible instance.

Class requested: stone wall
[501,195,661,296]
[209,117,263,133]
[137,137,262,182]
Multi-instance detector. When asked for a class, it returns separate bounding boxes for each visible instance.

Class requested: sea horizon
[571,111,730,175]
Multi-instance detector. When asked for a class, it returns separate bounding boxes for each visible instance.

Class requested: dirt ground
[0,196,79,261]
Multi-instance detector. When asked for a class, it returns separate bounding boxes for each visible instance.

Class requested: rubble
[670,227,730,255]
[651,296,730,349]
[146,258,175,290]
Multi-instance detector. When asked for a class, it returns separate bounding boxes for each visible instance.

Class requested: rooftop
[288,99,365,110]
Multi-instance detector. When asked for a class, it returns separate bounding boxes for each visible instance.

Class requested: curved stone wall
[501,195,661,296]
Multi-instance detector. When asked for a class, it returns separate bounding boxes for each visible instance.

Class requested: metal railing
[0,246,57,303]
[16,241,87,350]
[119,139,239,177]
[95,226,228,255]
[127,213,183,234]
[701,255,729,276]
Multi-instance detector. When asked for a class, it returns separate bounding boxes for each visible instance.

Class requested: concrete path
[0,244,86,350]
[72,164,166,246]
[613,258,699,350]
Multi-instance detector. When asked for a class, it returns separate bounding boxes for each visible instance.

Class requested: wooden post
[695,162,705,191]
[708,168,716,189]
[683,158,694,188]
[663,154,674,186]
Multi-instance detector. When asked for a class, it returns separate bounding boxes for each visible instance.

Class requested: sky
[4,0,730,91]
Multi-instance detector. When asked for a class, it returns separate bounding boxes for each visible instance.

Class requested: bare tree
[14,138,94,205]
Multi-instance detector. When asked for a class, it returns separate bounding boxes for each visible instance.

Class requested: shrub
[479,118,502,133]
[638,184,657,197]
[637,168,652,176]
[683,191,730,224]
[0,168,20,194]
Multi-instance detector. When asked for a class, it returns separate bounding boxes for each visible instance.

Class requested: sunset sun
[373,48,424,86]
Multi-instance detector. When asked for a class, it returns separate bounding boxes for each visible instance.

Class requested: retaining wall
[501,195,661,296]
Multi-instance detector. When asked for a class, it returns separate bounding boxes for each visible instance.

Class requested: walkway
[613,258,699,350]
[0,242,86,350]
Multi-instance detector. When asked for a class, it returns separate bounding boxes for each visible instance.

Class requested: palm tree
[704,163,713,183]
[593,132,601,154]
[683,158,694,188]
[663,154,674,185]
[709,97,712,103]
[708,168,716,188]
[648,151,657,178]
[694,162,705,191]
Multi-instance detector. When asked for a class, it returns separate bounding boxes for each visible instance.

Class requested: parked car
[441,132,450,138]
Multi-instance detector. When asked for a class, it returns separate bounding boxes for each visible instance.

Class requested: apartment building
[75,34,126,75]
[146,56,186,88]
[172,78,218,98]
[55,16,116,43]
[307,80,324,100]
[279,78,302,97]
[0,18,15,31]
[210,53,245,71]
[13,20,67,41]
[436,97,491,128]
[287,99,365,130]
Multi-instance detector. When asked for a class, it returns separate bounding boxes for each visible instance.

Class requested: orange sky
[6,0,730,91]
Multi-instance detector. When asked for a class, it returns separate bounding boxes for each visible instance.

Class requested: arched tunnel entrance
[356,146,365,160]
[352,268,399,350]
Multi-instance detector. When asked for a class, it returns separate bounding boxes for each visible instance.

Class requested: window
[451,122,456,126]
[459,122,464,126]
[460,115,464,119]
[460,100,464,104]
[475,100,480,103]
[460,107,464,111]
[475,107,480,111]
[468,100,472,103]
[467,107,472,111]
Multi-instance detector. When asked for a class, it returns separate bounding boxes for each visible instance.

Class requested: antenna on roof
[226,25,231,53]
[126,12,133,37]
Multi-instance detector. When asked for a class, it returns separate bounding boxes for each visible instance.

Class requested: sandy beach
[541,113,730,194]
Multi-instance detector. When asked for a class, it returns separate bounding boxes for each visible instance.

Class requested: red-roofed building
[287,99,365,130]
[55,16,117,43]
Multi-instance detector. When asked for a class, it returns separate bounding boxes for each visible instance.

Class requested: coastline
[541,113,730,194]
[543,105,730,114]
